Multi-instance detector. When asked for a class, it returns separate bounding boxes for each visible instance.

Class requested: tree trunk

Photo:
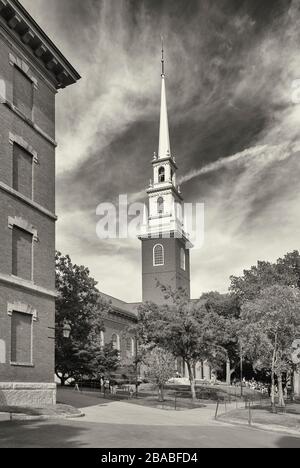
[158,384,164,402]
[135,361,139,397]
[226,359,235,386]
[290,369,295,402]
[55,368,68,387]
[226,359,231,386]
[271,343,277,413]
[187,361,197,401]
[277,373,285,407]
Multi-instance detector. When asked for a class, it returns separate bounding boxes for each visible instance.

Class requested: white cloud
[20,0,300,302]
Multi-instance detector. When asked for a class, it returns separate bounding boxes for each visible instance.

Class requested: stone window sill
[10,362,34,368]
[0,273,57,299]
[10,275,34,286]
[0,181,57,221]
[2,100,57,147]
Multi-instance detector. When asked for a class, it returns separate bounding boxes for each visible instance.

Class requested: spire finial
[158,37,171,159]
[161,35,165,77]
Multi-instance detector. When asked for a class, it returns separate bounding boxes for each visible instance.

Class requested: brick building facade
[0,0,79,406]
[100,293,138,364]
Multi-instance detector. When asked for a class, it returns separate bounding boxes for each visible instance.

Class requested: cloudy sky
[22,0,300,302]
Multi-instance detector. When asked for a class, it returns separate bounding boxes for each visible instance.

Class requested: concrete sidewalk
[57,387,218,427]
[80,401,218,426]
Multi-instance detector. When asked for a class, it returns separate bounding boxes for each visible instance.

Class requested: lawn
[220,402,300,431]
[0,404,82,418]
[73,382,265,411]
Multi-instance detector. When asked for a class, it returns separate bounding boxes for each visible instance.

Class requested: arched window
[153,244,164,266]
[111,333,120,351]
[126,338,135,358]
[157,197,164,214]
[180,248,186,271]
[158,166,165,183]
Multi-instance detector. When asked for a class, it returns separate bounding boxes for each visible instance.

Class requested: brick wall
[141,236,191,303]
[0,283,55,383]
[0,190,55,290]
[12,227,32,281]
[0,36,56,213]
[0,30,56,386]
[103,313,136,361]
[12,144,33,198]
[11,311,32,364]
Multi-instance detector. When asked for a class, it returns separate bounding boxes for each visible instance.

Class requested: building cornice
[139,230,193,249]
[151,155,178,170]
[0,0,80,89]
[146,184,183,201]
[108,306,137,321]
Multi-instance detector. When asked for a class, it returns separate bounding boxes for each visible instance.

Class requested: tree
[55,252,109,385]
[230,250,300,303]
[241,285,300,409]
[89,343,120,378]
[119,335,142,395]
[135,286,222,400]
[201,292,241,385]
[144,347,175,401]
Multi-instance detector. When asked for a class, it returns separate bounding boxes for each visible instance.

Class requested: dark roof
[100,292,140,319]
[0,0,80,88]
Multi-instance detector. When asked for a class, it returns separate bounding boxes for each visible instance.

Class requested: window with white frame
[13,66,33,119]
[12,144,33,199]
[8,302,37,366]
[126,337,135,358]
[153,244,164,266]
[111,333,120,351]
[9,134,38,200]
[12,227,33,281]
[11,311,32,364]
[8,217,38,282]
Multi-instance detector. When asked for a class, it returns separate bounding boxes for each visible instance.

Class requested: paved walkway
[1,388,300,447]
[57,387,217,426]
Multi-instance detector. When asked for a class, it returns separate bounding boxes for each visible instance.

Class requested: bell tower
[139,42,192,304]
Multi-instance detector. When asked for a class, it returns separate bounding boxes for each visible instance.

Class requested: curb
[218,417,300,437]
[0,411,85,422]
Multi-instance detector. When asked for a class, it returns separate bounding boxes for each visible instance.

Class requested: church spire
[158,38,171,159]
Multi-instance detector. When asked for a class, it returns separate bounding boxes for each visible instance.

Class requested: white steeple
[158,39,171,159]
[140,40,189,241]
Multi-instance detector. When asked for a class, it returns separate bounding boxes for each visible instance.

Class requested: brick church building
[0,0,80,405]
[5,2,297,405]
[100,49,300,392]
[99,46,211,382]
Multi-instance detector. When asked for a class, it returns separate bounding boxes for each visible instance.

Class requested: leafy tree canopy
[230,250,300,303]
[55,251,111,384]
[241,284,300,406]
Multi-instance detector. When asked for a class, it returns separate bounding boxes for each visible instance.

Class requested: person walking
[104,378,110,396]
[100,376,104,394]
